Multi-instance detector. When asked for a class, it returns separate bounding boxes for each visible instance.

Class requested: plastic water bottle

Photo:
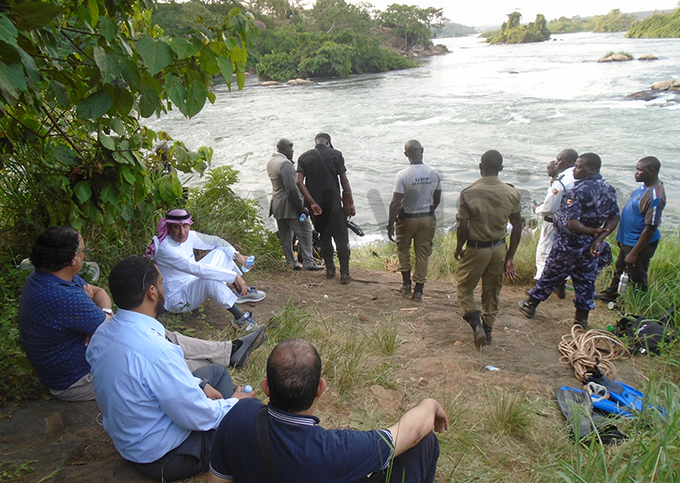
[299,212,307,222]
[241,255,255,273]
[618,270,629,294]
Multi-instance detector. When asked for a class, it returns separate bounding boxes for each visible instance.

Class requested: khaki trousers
[396,215,436,284]
[49,332,231,401]
[456,243,506,327]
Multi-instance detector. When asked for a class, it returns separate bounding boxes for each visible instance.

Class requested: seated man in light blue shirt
[86,255,264,481]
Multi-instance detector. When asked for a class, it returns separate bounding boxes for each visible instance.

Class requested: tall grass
[351,228,539,284]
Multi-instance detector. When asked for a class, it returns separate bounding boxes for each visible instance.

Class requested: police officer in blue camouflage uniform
[518,153,620,330]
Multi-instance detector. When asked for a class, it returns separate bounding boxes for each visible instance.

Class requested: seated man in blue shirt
[208,338,449,483]
[19,226,113,401]
[87,255,265,481]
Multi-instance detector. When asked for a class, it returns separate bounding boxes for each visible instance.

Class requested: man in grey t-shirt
[387,140,442,301]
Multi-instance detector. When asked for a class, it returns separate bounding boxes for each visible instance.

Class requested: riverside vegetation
[153,0,448,82]
[627,4,680,38]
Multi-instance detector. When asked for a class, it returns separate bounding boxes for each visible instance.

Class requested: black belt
[467,239,505,249]
[401,212,433,219]
[544,216,553,223]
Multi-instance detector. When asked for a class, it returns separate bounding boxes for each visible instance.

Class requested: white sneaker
[232,312,259,332]
[236,287,266,304]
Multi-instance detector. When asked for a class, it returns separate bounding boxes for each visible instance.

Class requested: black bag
[615,308,675,355]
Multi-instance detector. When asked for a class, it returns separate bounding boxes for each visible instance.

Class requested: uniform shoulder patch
[551,188,559,195]
[566,198,573,205]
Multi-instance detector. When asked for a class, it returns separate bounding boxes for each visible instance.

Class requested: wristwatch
[102,308,113,315]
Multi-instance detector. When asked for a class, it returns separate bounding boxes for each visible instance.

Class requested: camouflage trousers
[529,244,598,311]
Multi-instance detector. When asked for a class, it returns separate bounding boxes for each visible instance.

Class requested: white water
[144,32,680,237]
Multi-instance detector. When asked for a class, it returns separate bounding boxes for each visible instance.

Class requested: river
[144,31,680,240]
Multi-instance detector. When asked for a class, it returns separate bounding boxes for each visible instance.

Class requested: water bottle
[618,270,629,294]
[241,255,255,273]
[299,212,307,222]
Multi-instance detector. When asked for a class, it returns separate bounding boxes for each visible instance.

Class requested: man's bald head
[266,338,322,413]
[276,138,294,160]
[404,139,423,164]
[556,149,578,172]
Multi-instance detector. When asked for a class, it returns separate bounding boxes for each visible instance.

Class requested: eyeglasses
[77,247,91,256]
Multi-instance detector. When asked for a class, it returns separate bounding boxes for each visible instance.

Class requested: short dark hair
[480,150,503,173]
[561,149,578,164]
[266,339,321,413]
[639,156,660,172]
[579,152,601,171]
[30,226,80,272]
[109,256,160,310]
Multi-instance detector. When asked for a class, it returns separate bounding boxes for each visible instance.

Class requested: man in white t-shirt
[387,140,442,302]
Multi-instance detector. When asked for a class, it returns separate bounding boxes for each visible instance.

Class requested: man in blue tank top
[596,156,665,301]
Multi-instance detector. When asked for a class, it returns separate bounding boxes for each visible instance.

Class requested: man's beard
[155,292,166,317]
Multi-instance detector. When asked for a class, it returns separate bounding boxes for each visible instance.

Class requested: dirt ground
[0,267,646,483]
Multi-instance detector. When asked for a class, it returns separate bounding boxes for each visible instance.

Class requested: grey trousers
[276,216,316,268]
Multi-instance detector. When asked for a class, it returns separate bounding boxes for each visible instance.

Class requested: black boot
[481,316,493,345]
[340,259,351,284]
[574,308,589,330]
[555,280,567,299]
[518,297,540,318]
[412,282,424,302]
[463,311,487,349]
[400,271,412,296]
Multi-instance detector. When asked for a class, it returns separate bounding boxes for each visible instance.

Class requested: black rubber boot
[401,271,412,295]
[340,259,351,284]
[463,310,487,349]
[412,282,424,302]
[518,297,540,318]
[574,308,590,330]
[482,316,493,345]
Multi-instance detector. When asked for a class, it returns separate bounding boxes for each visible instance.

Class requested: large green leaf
[76,90,112,119]
[99,15,116,42]
[164,74,186,113]
[11,3,63,31]
[138,84,159,118]
[170,37,200,60]
[74,180,93,203]
[88,0,99,27]
[100,183,119,205]
[94,47,123,82]
[216,55,233,84]
[185,80,207,118]
[0,15,18,47]
[53,145,78,166]
[0,62,26,104]
[137,36,173,76]
[99,133,116,150]
[120,165,136,184]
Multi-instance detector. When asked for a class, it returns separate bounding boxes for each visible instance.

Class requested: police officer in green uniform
[455,150,522,348]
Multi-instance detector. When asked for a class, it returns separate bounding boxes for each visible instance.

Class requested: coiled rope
[384,255,399,272]
[558,325,631,382]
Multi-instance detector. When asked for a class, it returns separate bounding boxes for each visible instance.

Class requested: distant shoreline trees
[549,9,637,33]
[626,6,680,38]
[153,0,450,82]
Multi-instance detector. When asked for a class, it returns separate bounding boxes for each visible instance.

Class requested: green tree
[487,12,551,44]
[0,0,258,235]
[379,4,444,50]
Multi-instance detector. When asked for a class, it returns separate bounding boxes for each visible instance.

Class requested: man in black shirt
[297,133,355,284]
